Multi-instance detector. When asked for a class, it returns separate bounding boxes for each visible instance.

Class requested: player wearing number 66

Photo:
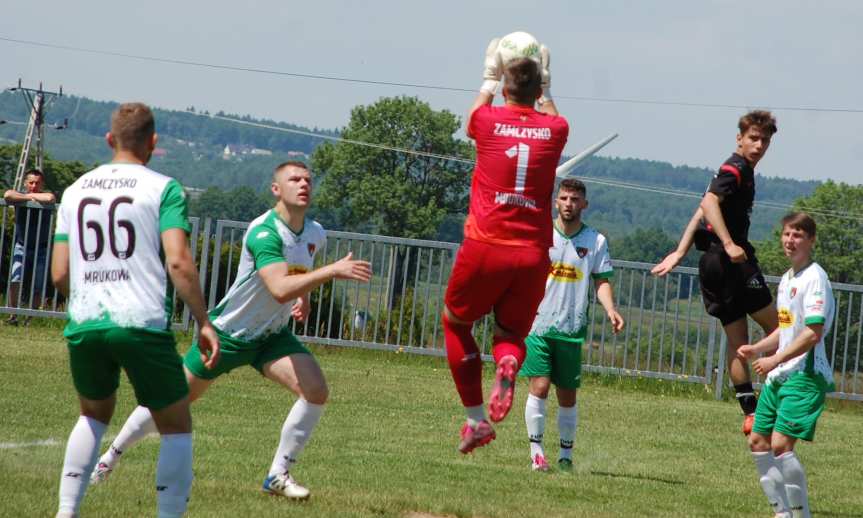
[51,102,220,518]
[443,36,569,454]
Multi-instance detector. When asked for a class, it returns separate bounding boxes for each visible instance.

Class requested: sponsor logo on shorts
[549,262,583,283]
[747,276,765,289]
[778,308,793,328]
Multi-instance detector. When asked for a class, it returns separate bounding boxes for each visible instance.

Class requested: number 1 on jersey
[505,143,530,193]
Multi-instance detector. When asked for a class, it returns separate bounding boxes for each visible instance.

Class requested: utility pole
[6,79,66,190]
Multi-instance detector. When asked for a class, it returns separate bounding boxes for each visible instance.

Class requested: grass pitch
[1,323,861,517]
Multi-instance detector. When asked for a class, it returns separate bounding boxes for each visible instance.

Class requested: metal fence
[2,201,861,402]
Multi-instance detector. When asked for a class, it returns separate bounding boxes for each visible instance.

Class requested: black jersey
[694,153,756,251]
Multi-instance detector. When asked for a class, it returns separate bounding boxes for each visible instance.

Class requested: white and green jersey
[767,262,835,388]
[210,210,325,342]
[530,223,613,340]
[54,163,190,334]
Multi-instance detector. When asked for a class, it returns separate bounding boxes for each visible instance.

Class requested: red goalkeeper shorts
[444,238,550,338]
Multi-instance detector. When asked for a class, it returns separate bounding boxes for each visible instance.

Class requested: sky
[2,1,861,184]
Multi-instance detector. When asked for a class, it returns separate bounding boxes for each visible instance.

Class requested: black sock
[734,382,757,414]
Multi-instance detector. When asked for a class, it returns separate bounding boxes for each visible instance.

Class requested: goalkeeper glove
[480,37,502,95]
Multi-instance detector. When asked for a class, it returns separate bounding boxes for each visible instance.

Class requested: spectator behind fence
[3,169,56,325]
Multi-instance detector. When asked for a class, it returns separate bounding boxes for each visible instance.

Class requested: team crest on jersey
[790,287,797,298]
[307,243,316,255]
[576,247,588,258]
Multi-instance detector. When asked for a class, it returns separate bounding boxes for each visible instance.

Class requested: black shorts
[698,246,773,326]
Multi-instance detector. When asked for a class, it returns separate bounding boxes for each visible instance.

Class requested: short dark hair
[781,211,816,237]
[111,103,155,151]
[559,178,586,196]
[24,169,44,181]
[739,110,777,137]
[503,58,542,106]
[273,160,309,181]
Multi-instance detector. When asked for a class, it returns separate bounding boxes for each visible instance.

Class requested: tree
[311,96,473,239]
[0,144,90,194]
[754,181,863,284]
[311,96,474,308]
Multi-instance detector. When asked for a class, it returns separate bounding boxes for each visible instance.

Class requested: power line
[3,35,863,114]
[193,111,863,223]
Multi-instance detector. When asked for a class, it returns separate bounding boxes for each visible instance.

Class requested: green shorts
[67,327,188,410]
[753,373,829,442]
[519,334,583,389]
[184,327,311,380]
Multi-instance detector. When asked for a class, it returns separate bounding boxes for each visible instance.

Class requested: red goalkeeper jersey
[464,104,569,248]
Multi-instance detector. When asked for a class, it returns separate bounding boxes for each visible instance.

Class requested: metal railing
[2,202,861,402]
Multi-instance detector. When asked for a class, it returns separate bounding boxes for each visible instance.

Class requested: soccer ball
[497,31,541,65]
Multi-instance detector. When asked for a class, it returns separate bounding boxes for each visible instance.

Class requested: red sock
[491,335,525,368]
[443,314,483,407]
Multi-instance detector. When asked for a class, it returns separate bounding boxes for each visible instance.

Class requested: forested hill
[0,91,331,161]
[0,92,818,241]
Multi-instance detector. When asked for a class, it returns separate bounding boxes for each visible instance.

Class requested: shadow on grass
[590,470,684,485]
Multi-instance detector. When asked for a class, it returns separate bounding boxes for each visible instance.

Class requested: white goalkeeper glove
[538,44,553,104]
[480,37,502,95]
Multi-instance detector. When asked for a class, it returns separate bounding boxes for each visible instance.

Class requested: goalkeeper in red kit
[443,37,569,454]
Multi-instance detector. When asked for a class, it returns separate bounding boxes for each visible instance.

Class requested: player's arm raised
[652,207,703,277]
[536,44,559,117]
[163,228,220,368]
[467,37,501,139]
[258,252,371,305]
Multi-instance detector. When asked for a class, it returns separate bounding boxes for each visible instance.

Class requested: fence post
[189,217,212,333]
[714,331,727,400]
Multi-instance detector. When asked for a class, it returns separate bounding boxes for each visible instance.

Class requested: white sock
[558,405,578,460]
[58,416,107,515]
[751,451,789,515]
[465,405,487,428]
[778,451,810,518]
[101,405,157,468]
[525,394,546,458]
[268,399,324,477]
[156,433,193,518]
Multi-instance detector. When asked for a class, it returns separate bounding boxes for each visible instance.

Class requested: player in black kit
[652,111,779,435]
